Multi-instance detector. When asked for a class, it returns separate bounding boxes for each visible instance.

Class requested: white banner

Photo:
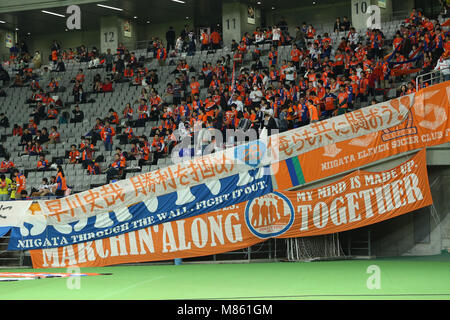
[36,94,414,225]
[0,201,33,227]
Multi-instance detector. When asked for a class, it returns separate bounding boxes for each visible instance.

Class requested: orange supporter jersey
[338,92,348,108]
[291,49,301,62]
[16,174,26,193]
[190,82,200,94]
[307,103,319,121]
[210,32,221,44]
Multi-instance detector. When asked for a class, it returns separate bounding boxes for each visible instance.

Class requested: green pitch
[0,254,449,300]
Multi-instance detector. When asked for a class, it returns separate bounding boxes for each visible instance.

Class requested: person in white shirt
[228,93,244,112]
[88,56,100,69]
[255,31,265,44]
[309,43,321,60]
[347,27,359,49]
[284,61,296,84]
[272,26,282,46]
[262,71,270,89]
[434,53,450,81]
[249,86,264,103]
[176,36,184,53]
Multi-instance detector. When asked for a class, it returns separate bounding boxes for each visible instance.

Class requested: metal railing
[416,66,449,92]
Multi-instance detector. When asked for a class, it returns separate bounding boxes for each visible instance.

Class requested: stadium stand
[0,6,448,201]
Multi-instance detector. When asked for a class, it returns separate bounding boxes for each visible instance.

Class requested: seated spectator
[27,89,43,104]
[119,121,135,145]
[0,156,15,174]
[105,154,124,182]
[88,55,101,69]
[87,160,101,175]
[74,85,87,104]
[108,109,119,125]
[58,111,69,125]
[102,78,113,92]
[19,190,31,200]
[40,127,50,144]
[23,141,36,156]
[70,105,84,123]
[30,102,46,124]
[145,69,159,86]
[30,79,41,91]
[37,155,50,171]
[10,73,24,87]
[115,147,127,168]
[47,78,59,93]
[27,119,38,135]
[124,65,134,80]
[13,124,23,136]
[34,142,43,154]
[46,104,59,120]
[122,103,134,121]
[93,79,103,93]
[128,142,140,160]
[73,69,85,83]
[0,113,9,128]
[31,178,53,197]
[68,144,81,164]
[138,141,151,167]
[53,58,66,72]
[46,126,61,145]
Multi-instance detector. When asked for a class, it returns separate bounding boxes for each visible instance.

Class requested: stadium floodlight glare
[96,4,124,11]
[41,10,65,18]
[171,0,186,4]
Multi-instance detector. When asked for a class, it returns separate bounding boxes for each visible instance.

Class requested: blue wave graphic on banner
[8,166,273,251]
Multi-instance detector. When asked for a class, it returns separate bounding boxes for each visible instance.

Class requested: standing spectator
[32,50,42,69]
[210,29,222,50]
[166,26,176,52]
[104,48,114,73]
[101,120,115,151]
[0,174,12,201]
[342,16,351,31]
[434,52,450,81]
[200,29,210,51]
[55,165,67,197]
[334,18,342,32]
[14,169,26,198]
[157,43,167,66]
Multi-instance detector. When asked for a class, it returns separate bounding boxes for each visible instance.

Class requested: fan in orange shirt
[190,76,201,99]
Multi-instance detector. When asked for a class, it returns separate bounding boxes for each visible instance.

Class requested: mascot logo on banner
[382,96,417,142]
[234,140,266,168]
[245,192,294,239]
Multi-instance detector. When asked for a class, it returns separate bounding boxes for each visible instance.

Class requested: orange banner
[30,149,432,268]
[274,81,450,189]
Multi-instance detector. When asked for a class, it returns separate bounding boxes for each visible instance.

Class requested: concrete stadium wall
[137,20,189,47]
[265,1,351,32]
